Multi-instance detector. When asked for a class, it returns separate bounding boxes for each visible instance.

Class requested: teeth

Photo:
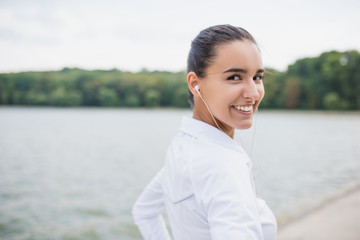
[234,105,253,112]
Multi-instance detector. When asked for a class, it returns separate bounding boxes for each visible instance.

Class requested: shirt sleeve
[132,167,171,240]
[191,149,264,240]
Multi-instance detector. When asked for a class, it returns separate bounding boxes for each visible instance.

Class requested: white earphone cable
[249,108,258,158]
[196,89,224,132]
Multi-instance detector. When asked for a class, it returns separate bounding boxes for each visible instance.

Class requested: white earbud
[194,85,200,92]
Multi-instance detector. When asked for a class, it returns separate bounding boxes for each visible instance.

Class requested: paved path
[277,186,360,240]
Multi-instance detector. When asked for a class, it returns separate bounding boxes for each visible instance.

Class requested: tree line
[0,50,359,110]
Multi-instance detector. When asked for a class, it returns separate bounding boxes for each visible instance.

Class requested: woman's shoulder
[188,138,255,202]
[189,138,252,184]
[165,131,251,181]
[191,137,250,167]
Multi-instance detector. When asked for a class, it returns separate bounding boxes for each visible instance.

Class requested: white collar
[179,116,247,155]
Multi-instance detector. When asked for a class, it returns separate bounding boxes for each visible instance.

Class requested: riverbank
[277,184,360,240]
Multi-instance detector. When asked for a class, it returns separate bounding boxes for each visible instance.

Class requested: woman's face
[192,40,265,136]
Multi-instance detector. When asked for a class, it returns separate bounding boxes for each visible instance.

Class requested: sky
[0,0,359,73]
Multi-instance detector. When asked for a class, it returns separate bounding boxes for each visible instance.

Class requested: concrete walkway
[277,186,360,240]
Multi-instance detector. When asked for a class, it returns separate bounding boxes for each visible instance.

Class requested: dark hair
[187,24,257,107]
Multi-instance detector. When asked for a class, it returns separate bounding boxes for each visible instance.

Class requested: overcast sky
[1,0,359,73]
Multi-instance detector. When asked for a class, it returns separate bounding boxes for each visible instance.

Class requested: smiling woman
[132,25,277,240]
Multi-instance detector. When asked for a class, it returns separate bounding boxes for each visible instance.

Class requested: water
[242,111,360,222]
[0,108,359,239]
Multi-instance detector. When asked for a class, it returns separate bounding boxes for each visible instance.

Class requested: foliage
[0,50,359,110]
[323,92,349,110]
[278,50,360,110]
[98,87,119,106]
[285,77,301,109]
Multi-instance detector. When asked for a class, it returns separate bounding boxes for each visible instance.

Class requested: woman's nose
[242,80,260,100]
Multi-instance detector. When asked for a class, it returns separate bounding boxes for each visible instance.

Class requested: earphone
[194,85,223,132]
[195,85,200,92]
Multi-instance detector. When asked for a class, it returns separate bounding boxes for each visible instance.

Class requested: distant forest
[0,50,359,110]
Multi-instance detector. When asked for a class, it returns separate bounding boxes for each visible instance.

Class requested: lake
[1,107,359,239]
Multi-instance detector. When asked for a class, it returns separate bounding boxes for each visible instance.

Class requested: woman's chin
[234,117,254,130]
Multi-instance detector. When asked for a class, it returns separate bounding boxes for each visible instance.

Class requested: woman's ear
[187,72,199,96]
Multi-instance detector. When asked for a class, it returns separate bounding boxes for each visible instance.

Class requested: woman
[132,24,277,240]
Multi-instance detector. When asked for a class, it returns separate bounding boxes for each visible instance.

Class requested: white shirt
[132,116,277,240]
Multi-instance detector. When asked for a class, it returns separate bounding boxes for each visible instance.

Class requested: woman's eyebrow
[223,68,247,74]
[223,68,265,74]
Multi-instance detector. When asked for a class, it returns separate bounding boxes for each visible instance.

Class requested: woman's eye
[227,75,241,81]
[253,75,264,81]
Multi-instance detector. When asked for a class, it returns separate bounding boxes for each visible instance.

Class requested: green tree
[144,89,161,107]
[26,91,48,105]
[285,77,301,109]
[124,93,141,107]
[98,87,119,106]
[49,88,82,106]
[261,68,283,109]
[173,87,189,108]
[323,92,349,110]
